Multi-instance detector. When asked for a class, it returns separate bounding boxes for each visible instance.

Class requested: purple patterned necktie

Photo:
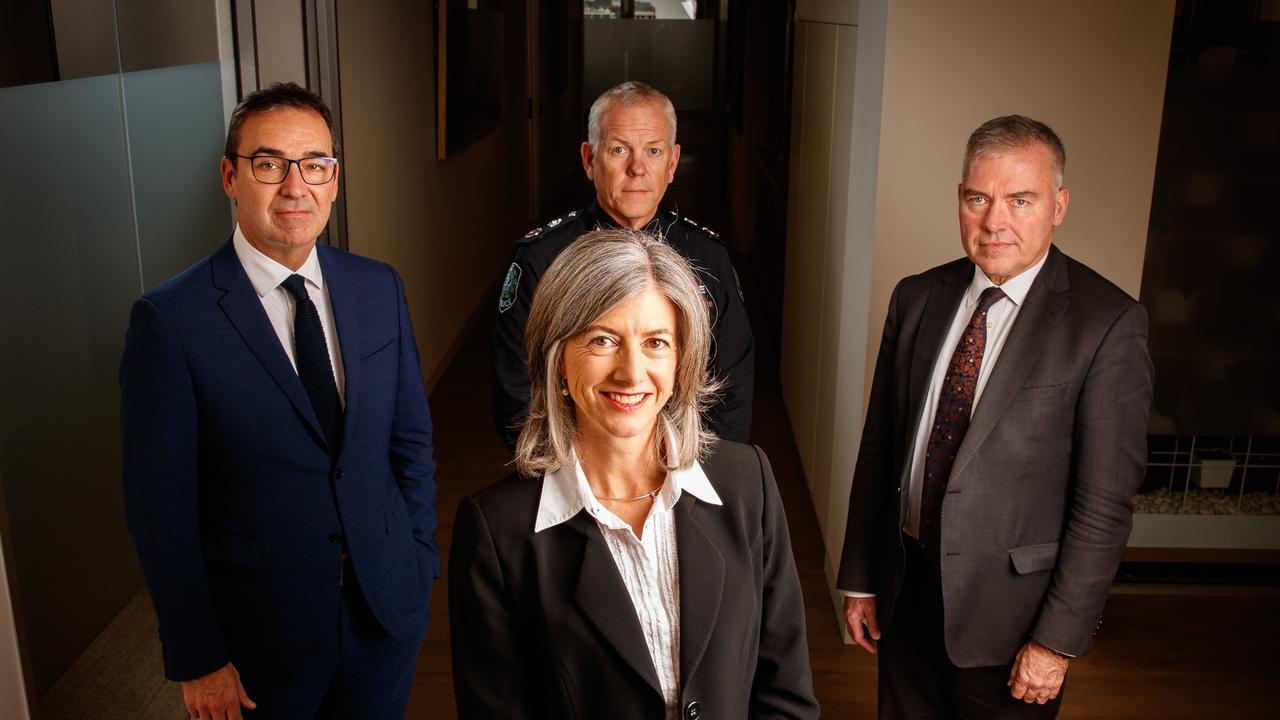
[918,286,1006,566]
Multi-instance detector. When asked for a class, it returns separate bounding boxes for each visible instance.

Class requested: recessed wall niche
[1131,0,1280,558]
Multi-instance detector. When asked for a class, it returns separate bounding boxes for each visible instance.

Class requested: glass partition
[0,0,233,704]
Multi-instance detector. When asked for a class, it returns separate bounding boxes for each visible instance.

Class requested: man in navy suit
[121,82,438,719]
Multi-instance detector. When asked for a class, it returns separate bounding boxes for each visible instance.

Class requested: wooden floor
[407,313,1279,718]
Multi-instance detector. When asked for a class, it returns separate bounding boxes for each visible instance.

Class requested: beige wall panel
[254,0,307,86]
[824,0,888,590]
[796,0,858,26]
[338,0,529,388]
[782,21,838,482]
[862,0,1174,405]
[782,16,863,554]
[811,23,859,554]
[0,535,30,720]
[783,7,886,592]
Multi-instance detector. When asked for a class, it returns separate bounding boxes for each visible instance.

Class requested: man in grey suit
[837,115,1153,717]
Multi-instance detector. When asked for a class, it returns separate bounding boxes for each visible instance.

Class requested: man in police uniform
[492,81,754,449]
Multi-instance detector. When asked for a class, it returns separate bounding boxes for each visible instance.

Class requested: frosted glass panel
[0,75,140,441]
[0,74,146,694]
[123,61,232,288]
[0,2,234,699]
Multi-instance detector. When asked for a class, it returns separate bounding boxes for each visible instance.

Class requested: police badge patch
[498,263,522,313]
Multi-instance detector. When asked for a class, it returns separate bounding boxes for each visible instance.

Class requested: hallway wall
[781,2,866,583]
[1,530,31,720]
[781,0,1176,625]
[781,0,887,620]
[336,0,532,388]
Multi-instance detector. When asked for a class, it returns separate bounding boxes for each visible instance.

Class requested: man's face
[220,108,338,266]
[581,100,681,229]
[958,142,1068,285]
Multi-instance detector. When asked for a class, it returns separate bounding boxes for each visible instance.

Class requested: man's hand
[843,595,880,654]
[1007,639,1069,704]
[181,662,256,719]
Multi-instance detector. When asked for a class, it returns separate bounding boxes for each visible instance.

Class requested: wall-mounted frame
[437,0,504,160]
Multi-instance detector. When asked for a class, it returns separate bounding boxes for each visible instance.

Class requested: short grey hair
[587,81,678,154]
[962,115,1066,189]
[515,228,720,476]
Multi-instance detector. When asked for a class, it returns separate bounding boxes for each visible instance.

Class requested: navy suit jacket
[121,239,438,681]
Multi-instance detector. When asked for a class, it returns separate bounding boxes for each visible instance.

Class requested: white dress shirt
[535,454,723,719]
[843,250,1047,599]
[232,226,346,405]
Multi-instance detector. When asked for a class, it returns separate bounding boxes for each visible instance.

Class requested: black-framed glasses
[228,154,338,185]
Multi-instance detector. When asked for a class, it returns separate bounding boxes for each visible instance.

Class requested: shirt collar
[587,199,666,235]
[671,461,722,506]
[534,449,723,533]
[965,245,1050,309]
[232,224,324,299]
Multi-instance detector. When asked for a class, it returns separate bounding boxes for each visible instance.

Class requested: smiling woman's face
[561,288,679,445]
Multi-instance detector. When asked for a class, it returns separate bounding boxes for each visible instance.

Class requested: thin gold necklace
[594,488,660,502]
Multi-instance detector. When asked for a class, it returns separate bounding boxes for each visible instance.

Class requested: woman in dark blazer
[450,229,818,719]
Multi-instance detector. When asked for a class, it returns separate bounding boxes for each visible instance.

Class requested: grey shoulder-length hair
[515,228,721,476]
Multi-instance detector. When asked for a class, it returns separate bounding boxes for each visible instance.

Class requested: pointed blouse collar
[534,451,722,533]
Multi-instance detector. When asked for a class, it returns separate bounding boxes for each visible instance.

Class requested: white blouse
[535,457,723,717]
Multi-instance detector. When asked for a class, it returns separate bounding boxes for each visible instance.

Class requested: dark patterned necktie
[282,274,343,451]
[918,286,1006,565]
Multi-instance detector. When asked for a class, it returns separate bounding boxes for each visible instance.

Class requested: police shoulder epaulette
[675,213,720,240]
[518,210,579,244]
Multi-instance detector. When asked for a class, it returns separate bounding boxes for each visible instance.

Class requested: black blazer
[449,441,819,719]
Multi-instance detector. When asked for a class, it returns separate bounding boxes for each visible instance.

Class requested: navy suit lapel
[565,512,664,696]
[318,246,361,451]
[951,247,1070,482]
[210,240,327,447]
[675,496,725,687]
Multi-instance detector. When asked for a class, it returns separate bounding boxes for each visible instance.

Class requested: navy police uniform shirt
[492,200,755,449]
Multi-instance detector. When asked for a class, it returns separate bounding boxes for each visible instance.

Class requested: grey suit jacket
[449,441,819,719]
[838,245,1153,667]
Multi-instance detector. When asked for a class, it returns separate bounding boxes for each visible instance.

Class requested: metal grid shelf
[1129,435,1280,550]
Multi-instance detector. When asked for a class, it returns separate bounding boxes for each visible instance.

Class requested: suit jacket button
[684,700,702,719]
[328,532,344,544]
[334,468,344,479]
